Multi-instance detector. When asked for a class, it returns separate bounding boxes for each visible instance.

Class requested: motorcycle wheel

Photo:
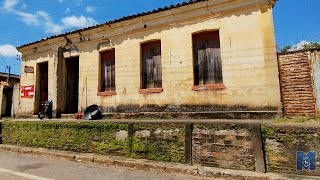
[38,112,45,120]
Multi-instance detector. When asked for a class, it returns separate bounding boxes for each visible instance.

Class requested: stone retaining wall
[263,124,320,176]
[131,123,185,163]
[192,123,263,171]
[0,120,319,176]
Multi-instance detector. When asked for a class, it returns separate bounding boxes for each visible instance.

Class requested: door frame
[63,56,79,114]
[34,61,49,114]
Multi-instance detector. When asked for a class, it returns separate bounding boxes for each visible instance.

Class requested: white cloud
[37,11,64,34]
[3,0,18,11]
[85,6,95,13]
[288,41,310,51]
[62,15,98,28]
[2,0,98,34]
[15,11,40,25]
[46,23,64,34]
[14,11,64,34]
[65,8,70,13]
[0,44,21,57]
[283,41,320,52]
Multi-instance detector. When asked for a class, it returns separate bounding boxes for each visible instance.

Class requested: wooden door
[65,57,79,113]
[38,62,48,113]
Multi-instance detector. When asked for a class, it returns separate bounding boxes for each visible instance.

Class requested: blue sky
[0,0,319,75]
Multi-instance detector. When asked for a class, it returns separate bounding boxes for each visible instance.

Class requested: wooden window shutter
[100,49,115,92]
[193,31,222,86]
[141,41,162,89]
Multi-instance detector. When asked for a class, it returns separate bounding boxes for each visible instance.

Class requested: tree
[280,42,320,53]
[280,46,291,53]
[302,42,320,50]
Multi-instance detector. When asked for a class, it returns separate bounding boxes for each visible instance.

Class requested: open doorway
[64,57,79,114]
[35,62,48,114]
[1,87,13,117]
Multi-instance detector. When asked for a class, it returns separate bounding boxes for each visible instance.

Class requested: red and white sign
[24,66,34,73]
[21,85,34,98]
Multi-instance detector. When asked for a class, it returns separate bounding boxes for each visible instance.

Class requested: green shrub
[0,121,186,163]
[273,116,320,123]
[1,121,129,156]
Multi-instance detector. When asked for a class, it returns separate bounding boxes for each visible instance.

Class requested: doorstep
[61,113,78,119]
[0,144,318,180]
[15,111,279,120]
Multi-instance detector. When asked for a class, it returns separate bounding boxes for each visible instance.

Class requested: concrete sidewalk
[0,144,318,180]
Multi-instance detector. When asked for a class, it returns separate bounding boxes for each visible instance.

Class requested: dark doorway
[37,62,48,114]
[1,87,13,117]
[65,57,79,114]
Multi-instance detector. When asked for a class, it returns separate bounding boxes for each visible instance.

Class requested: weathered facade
[278,49,320,116]
[17,0,280,118]
[0,73,20,117]
[0,73,20,87]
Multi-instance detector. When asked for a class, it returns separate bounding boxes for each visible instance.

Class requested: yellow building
[17,0,280,118]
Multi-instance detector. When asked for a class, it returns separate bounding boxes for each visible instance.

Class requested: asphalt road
[0,151,214,180]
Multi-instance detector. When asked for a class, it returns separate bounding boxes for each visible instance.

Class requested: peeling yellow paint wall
[17,0,281,115]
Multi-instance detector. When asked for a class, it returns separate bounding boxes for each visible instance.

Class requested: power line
[0,52,8,67]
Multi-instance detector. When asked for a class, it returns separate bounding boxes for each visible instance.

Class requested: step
[103,111,278,119]
[17,111,279,120]
[61,114,77,119]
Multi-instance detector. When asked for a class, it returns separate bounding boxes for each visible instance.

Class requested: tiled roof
[17,0,207,49]
[0,72,20,79]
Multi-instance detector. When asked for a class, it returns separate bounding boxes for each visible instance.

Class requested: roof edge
[17,0,208,50]
[17,0,276,50]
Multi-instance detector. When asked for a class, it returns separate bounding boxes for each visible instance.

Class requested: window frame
[192,30,225,91]
[98,49,116,96]
[140,40,163,94]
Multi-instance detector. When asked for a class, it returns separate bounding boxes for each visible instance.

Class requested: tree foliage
[280,42,320,53]
[280,46,291,53]
[303,42,320,50]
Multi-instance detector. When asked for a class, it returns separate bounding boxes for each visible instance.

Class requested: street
[0,151,213,180]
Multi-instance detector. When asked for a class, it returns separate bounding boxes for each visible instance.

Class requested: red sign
[24,66,34,73]
[21,85,34,98]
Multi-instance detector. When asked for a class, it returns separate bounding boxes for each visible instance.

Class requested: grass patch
[273,116,320,123]
[1,121,129,156]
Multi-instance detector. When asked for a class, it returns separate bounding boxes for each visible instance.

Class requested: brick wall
[131,123,185,163]
[263,124,320,176]
[192,123,264,171]
[278,51,316,116]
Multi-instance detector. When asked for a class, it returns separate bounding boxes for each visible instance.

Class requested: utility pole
[6,66,11,85]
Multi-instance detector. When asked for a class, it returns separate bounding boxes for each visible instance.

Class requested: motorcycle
[38,100,53,120]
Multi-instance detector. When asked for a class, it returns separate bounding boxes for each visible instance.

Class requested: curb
[0,144,319,180]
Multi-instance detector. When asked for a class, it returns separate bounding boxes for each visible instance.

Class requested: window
[192,30,224,90]
[98,49,116,96]
[140,40,162,93]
